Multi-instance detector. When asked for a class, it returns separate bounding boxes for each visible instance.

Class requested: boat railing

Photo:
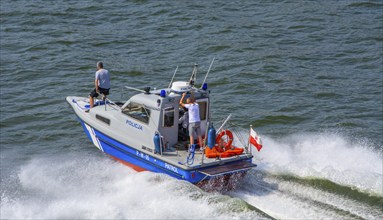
[214,115,250,154]
[96,92,122,111]
[215,114,232,135]
[229,122,250,154]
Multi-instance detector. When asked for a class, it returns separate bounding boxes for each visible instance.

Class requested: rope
[178,144,196,165]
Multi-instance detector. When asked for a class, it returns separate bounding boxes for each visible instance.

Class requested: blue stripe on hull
[78,120,204,182]
[80,119,94,144]
[78,119,251,184]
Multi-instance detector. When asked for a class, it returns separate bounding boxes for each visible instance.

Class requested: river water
[1,0,382,219]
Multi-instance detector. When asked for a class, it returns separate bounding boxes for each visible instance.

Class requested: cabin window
[122,102,150,124]
[163,107,174,127]
[197,101,207,120]
[96,114,110,125]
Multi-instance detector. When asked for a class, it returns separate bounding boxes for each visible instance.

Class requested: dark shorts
[90,87,110,98]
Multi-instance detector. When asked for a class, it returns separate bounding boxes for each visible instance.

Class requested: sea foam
[0,151,260,219]
[254,131,383,196]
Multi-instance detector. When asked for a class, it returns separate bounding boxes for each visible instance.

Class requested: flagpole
[248,125,252,154]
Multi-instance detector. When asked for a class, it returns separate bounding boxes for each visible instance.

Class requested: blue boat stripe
[96,132,190,179]
[83,123,103,151]
[96,134,185,179]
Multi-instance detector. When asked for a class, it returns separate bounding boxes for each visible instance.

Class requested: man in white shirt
[179,93,203,147]
[88,61,110,109]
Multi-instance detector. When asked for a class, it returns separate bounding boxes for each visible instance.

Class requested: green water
[1,0,382,219]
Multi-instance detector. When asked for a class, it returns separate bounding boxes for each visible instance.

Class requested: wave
[1,131,382,219]
[226,131,382,219]
[0,152,263,219]
[254,132,382,196]
[229,170,383,219]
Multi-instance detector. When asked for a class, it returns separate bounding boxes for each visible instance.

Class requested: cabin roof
[125,87,209,110]
[129,93,162,108]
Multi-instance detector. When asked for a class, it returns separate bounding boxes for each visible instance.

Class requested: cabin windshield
[122,102,151,124]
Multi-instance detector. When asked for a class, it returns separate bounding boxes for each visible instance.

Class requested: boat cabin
[119,81,210,153]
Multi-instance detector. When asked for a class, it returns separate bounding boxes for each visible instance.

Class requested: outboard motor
[207,123,216,149]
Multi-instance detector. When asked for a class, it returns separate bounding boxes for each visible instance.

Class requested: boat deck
[160,141,205,165]
[160,141,250,169]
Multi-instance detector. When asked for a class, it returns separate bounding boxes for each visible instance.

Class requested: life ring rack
[204,129,244,158]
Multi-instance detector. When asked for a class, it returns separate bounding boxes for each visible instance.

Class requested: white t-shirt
[95,69,110,89]
[184,103,200,123]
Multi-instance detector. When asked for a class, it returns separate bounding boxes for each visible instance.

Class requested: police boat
[66,60,262,190]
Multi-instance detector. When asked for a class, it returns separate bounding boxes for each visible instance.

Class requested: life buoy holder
[205,129,244,158]
[215,129,234,151]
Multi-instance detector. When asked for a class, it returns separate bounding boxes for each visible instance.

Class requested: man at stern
[179,93,203,147]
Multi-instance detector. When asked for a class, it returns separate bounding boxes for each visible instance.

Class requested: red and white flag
[249,128,263,152]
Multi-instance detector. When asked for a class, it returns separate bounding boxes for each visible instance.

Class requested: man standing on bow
[89,61,110,109]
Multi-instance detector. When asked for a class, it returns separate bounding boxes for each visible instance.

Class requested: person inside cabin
[87,61,110,112]
[179,93,203,148]
[178,107,189,141]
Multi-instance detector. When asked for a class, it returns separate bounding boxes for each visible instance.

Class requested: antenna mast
[189,63,198,87]
[201,56,215,88]
[168,66,179,88]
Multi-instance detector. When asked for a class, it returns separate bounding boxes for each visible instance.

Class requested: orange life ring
[215,129,234,151]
